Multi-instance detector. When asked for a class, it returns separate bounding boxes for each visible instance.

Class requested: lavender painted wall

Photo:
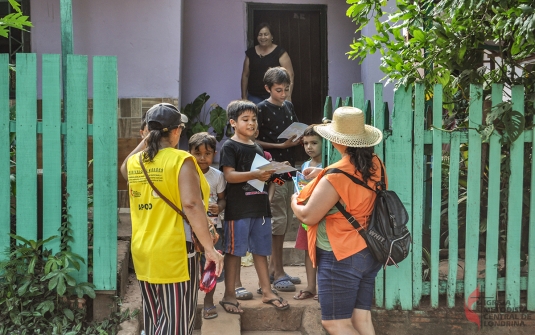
[31,0,183,98]
[182,0,362,110]
[29,0,379,107]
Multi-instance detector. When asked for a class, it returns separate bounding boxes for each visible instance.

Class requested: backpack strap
[324,168,374,192]
[324,168,369,233]
[324,160,386,233]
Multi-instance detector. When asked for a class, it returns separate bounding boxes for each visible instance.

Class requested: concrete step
[242,332,302,335]
[199,265,325,335]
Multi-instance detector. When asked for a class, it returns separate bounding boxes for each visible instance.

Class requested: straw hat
[314,106,383,147]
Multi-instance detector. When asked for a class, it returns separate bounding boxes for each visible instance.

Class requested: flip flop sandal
[219,300,243,314]
[203,305,218,319]
[293,290,315,300]
[263,297,290,311]
[273,276,296,292]
[235,287,253,300]
[257,287,278,295]
[270,273,301,284]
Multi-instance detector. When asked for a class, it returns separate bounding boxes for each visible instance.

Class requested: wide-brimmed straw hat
[314,106,383,147]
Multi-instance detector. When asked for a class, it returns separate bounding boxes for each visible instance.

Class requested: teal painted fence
[0,53,118,291]
[323,83,535,311]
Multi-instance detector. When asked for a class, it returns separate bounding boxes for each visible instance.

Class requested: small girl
[293,125,322,300]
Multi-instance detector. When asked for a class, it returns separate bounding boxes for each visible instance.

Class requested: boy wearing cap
[120,103,224,335]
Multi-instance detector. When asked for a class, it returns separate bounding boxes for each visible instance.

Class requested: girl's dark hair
[143,121,172,162]
[263,66,291,89]
[303,124,319,138]
[188,132,217,152]
[227,100,258,121]
[346,146,376,183]
[255,22,273,38]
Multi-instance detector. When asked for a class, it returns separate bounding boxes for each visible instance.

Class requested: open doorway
[247,3,328,162]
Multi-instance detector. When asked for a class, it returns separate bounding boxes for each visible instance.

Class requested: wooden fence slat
[385,85,413,310]
[42,54,62,253]
[423,276,528,295]
[373,83,385,308]
[464,84,483,309]
[92,56,118,290]
[15,53,37,240]
[505,85,524,308]
[529,102,535,311]
[430,84,443,307]
[352,83,365,112]
[0,54,9,253]
[447,132,460,307]
[484,83,504,307]
[412,83,425,307]
[321,96,332,168]
[66,54,88,282]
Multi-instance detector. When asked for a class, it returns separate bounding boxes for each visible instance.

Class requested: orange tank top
[297,155,386,267]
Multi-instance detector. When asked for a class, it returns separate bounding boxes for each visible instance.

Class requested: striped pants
[139,253,200,335]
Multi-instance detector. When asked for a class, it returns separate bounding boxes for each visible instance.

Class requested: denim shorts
[223,217,272,257]
[316,247,381,320]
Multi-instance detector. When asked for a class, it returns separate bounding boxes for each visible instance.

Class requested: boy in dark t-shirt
[218,100,290,314]
[255,67,302,292]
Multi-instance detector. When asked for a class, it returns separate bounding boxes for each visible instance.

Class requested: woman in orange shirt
[291,106,385,335]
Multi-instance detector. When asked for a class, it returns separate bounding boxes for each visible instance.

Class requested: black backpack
[326,163,411,268]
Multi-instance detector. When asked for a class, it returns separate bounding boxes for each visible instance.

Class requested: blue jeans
[316,247,381,320]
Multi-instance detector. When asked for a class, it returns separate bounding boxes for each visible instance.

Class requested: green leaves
[210,106,229,141]
[181,93,229,141]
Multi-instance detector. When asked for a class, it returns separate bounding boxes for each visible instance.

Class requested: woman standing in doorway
[241,22,294,104]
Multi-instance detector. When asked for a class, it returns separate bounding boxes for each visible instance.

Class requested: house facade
[29,0,392,206]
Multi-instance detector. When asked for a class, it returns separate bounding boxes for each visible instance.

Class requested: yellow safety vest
[127,148,209,283]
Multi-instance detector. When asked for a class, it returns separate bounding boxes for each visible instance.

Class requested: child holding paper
[219,100,290,313]
[256,66,302,291]
[294,125,322,300]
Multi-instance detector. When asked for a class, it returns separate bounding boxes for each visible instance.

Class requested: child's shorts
[294,224,308,250]
[271,181,294,235]
[223,217,272,257]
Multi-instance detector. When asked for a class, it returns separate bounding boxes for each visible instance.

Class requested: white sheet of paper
[277,122,308,141]
[257,161,297,174]
[247,154,271,192]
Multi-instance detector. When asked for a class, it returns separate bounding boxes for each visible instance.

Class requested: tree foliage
[346,0,535,140]
[0,0,32,38]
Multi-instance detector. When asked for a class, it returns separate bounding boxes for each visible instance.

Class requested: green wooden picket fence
[0,53,118,292]
[323,83,535,311]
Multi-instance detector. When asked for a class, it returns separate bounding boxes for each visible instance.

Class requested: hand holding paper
[277,122,308,142]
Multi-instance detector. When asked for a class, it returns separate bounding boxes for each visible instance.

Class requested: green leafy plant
[346,0,535,143]
[181,93,231,141]
[0,234,137,334]
[0,0,32,39]
[0,234,95,334]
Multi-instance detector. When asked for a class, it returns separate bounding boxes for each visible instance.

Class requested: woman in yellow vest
[120,103,224,335]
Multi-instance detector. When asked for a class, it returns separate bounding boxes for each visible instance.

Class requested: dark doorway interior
[247,4,328,163]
